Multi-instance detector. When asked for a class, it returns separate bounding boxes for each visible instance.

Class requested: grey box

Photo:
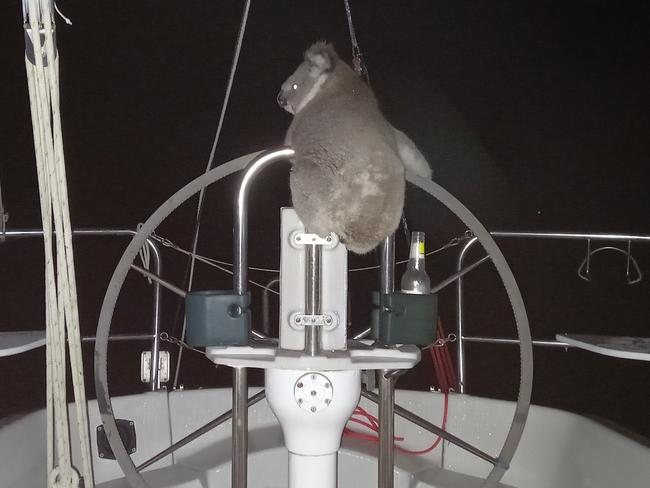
[185,291,251,346]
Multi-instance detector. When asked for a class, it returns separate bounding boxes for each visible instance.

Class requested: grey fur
[392,126,433,179]
[278,42,406,254]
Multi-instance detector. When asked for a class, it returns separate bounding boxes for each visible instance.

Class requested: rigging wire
[342,0,413,243]
[172,0,252,388]
[148,230,464,277]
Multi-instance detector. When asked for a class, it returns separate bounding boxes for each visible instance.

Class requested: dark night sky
[1,1,649,440]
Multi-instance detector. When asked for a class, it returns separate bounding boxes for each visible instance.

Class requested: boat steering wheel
[94,149,533,488]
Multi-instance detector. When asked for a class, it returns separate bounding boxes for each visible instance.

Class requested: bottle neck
[408,235,425,270]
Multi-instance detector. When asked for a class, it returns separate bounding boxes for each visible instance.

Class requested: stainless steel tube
[490,231,650,242]
[378,234,396,488]
[232,148,293,488]
[462,336,573,348]
[81,333,154,342]
[233,148,294,295]
[232,367,248,488]
[304,243,322,356]
[147,238,162,390]
[378,373,395,488]
[456,236,478,394]
[379,234,395,294]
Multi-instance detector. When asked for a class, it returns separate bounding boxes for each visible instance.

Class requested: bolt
[325,317,332,325]
[310,406,317,413]
[99,453,104,458]
[297,382,303,388]
[296,236,301,241]
[131,448,136,453]
[326,236,332,242]
[129,421,134,426]
[295,316,302,324]
[311,390,317,396]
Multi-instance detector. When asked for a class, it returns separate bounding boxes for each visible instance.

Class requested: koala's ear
[305,41,338,75]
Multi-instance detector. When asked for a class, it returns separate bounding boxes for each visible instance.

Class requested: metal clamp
[292,313,336,328]
[291,231,338,248]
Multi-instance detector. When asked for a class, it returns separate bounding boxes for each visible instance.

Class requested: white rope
[24,1,93,486]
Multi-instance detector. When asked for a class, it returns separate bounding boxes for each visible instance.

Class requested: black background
[1,1,649,441]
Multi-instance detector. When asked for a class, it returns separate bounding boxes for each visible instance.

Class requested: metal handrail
[456,230,650,393]
[1,227,164,390]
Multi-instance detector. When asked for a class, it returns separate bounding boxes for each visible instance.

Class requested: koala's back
[288,66,405,254]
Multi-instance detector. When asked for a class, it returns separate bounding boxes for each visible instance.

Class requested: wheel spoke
[430,255,490,294]
[130,264,188,298]
[361,389,499,466]
[136,390,266,471]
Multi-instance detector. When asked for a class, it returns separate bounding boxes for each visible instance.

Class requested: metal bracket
[23,23,58,67]
[140,350,170,383]
[97,419,137,459]
[291,313,335,328]
[290,231,338,248]
[578,239,642,285]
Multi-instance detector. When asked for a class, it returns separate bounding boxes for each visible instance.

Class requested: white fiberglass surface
[1,388,648,487]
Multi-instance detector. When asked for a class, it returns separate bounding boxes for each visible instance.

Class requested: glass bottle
[400,231,431,294]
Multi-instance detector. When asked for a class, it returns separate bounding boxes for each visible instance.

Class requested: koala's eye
[291,83,298,90]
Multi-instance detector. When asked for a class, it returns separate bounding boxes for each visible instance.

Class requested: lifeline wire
[173,0,252,388]
[23,1,93,486]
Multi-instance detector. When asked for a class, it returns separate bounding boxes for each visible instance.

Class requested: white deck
[1,388,648,487]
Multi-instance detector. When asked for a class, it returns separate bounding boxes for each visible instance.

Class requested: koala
[392,127,433,180]
[278,42,424,254]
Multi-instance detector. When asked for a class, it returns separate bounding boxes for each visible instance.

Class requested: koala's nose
[277,91,287,107]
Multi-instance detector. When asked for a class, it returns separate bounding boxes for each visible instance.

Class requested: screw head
[311,390,317,396]
[295,316,302,324]
[310,406,317,413]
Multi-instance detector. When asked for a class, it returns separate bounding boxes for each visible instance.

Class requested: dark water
[1,0,649,442]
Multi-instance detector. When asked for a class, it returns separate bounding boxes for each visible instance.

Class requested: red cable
[344,319,456,455]
[344,392,449,455]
